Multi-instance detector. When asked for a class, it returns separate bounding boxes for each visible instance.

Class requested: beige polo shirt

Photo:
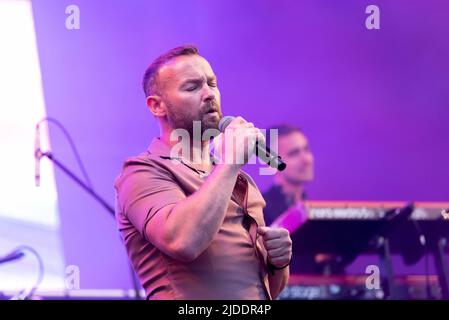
[114,137,272,299]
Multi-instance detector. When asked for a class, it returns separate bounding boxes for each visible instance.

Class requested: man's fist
[211,116,265,168]
[257,226,292,269]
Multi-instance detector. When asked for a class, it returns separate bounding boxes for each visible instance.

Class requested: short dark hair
[265,124,303,148]
[142,45,199,97]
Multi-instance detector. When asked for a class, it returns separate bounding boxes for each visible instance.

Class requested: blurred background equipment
[283,201,449,299]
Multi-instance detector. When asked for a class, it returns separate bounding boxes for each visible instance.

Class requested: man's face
[157,55,222,134]
[276,131,314,184]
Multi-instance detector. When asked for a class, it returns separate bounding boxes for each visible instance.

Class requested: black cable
[37,117,93,190]
[7,246,44,300]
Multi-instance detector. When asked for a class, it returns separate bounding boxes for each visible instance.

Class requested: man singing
[114,45,292,299]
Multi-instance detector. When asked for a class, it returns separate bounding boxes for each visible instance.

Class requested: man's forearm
[165,163,241,259]
[268,267,289,299]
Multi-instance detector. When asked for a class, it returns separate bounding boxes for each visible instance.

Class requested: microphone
[35,124,41,187]
[218,116,287,171]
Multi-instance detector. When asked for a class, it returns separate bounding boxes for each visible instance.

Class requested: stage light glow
[0,0,66,293]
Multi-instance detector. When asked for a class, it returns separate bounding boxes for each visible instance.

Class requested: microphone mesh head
[218,116,235,132]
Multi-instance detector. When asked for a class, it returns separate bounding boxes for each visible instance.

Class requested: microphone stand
[434,237,449,299]
[38,150,143,299]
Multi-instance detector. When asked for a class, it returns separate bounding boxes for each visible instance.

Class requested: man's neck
[274,176,304,203]
[160,133,213,171]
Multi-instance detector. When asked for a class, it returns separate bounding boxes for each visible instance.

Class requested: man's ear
[146,95,166,117]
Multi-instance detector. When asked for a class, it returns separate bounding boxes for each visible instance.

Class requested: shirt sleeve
[115,160,186,241]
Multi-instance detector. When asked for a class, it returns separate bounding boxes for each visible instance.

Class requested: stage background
[27,0,449,290]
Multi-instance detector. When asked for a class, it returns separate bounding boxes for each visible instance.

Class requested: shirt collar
[147,137,178,159]
[147,137,216,175]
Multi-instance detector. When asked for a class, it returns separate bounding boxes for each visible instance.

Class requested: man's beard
[166,103,222,136]
[284,172,314,185]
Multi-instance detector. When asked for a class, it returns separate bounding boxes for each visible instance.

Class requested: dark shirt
[263,185,345,275]
[263,184,296,227]
[262,184,319,274]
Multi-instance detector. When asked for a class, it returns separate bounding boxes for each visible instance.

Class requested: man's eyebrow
[181,77,203,84]
[287,144,310,155]
[287,148,301,155]
[180,76,217,87]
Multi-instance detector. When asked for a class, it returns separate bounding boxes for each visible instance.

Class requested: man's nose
[300,154,312,166]
[202,84,216,102]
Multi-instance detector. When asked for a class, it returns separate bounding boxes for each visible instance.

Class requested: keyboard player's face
[277,131,314,184]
